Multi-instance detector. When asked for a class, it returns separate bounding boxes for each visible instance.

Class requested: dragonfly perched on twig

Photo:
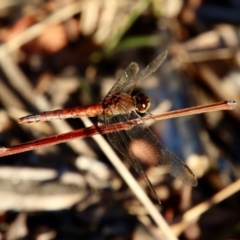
[18,50,201,201]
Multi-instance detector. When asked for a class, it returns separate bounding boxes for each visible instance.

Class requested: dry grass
[0,0,239,239]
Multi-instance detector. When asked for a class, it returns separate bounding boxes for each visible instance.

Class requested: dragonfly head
[133,92,151,113]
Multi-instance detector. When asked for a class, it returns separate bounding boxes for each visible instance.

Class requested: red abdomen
[19,103,103,123]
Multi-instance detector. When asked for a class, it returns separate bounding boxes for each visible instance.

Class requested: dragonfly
[19,50,198,200]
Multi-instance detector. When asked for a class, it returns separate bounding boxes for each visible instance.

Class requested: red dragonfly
[18,50,198,200]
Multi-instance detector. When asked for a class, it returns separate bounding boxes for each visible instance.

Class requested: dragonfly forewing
[136,50,168,82]
[126,115,198,187]
[107,50,168,98]
[107,62,139,96]
[102,114,160,201]
[101,109,197,189]
[116,50,168,96]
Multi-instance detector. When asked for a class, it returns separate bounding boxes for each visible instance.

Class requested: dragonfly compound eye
[133,92,151,113]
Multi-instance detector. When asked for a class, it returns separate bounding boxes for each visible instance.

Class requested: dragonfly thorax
[102,93,135,116]
[133,92,151,113]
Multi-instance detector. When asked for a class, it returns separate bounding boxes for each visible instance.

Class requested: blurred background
[0,0,240,239]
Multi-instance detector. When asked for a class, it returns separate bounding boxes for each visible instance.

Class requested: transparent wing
[106,62,139,97]
[99,112,160,201]
[125,113,197,187]
[106,50,168,97]
[99,108,197,201]
[132,50,168,85]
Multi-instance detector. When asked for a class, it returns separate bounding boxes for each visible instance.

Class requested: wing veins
[100,108,160,201]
